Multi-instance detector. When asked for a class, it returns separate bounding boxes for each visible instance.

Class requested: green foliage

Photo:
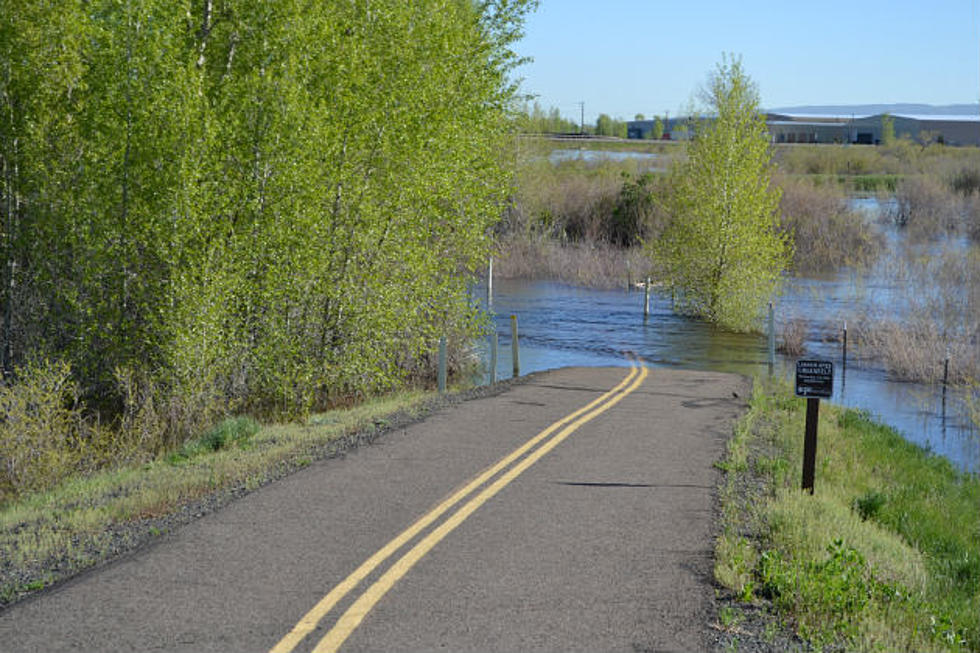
[610,172,666,246]
[881,113,896,147]
[717,383,980,651]
[0,1,533,465]
[853,490,887,521]
[517,101,579,133]
[651,56,791,331]
[595,113,627,138]
[0,361,83,500]
[759,539,896,648]
[168,417,259,464]
[651,116,665,140]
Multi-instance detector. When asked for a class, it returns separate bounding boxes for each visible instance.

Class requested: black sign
[795,359,833,398]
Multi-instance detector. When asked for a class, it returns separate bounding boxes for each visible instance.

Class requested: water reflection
[478,279,979,474]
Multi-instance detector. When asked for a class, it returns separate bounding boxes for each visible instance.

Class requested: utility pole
[578,101,585,135]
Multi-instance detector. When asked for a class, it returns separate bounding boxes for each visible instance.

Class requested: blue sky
[513,0,979,123]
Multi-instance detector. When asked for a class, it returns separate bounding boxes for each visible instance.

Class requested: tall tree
[651,56,790,331]
[880,113,896,147]
[0,0,535,431]
[651,116,664,140]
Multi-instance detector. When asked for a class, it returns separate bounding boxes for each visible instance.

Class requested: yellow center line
[310,363,649,653]
[269,362,641,653]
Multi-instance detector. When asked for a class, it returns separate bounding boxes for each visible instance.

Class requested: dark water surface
[478,278,979,474]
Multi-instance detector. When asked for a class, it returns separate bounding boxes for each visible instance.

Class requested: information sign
[795,359,833,399]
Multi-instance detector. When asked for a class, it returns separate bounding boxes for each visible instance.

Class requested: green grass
[800,173,901,193]
[0,389,434,606]
[716,379,980,651]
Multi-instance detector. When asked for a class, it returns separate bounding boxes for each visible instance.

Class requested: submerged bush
[892,176,963,239]
[777,176,883,271]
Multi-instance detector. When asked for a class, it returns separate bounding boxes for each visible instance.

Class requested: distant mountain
[768,103,979,116]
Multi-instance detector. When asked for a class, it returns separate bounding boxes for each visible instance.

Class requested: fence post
[511,314,520,378]
[768,302,775,373]
[801,398,820,494]
[489,332,498,385]
[626,260,632,293]
[438,336,447,393]
[942,348,950,416]
[842,321,848,389]
[643,277,650,319]
[487,256,493,313]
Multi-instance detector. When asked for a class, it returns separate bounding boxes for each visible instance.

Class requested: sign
[795,359,833,399]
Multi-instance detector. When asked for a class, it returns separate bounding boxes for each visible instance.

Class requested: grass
[716,379,980,651]
[0,388,438,606]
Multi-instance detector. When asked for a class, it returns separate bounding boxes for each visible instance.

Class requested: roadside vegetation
[0,1,533,503]
[0,387,445,606]
[715,379,980,651]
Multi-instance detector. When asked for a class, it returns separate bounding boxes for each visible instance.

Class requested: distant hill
[768,103,979,116]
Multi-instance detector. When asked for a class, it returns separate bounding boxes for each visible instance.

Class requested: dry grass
[777,319,808,357]
[777,175,884,272]
[849,246,980,384]
[0,389,434,605]
[494,235,652,289]
[892,175,964,240]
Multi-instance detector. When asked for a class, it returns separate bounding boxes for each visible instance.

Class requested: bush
[892,176,963,239]
[950,167,980,195]
[778,318,808,357]
[0,361,85,501]
[777,176,883,271]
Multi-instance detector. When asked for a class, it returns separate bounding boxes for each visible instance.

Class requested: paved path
[0,365,748,653]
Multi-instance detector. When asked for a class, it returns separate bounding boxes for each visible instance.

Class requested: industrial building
[627,113,980,146]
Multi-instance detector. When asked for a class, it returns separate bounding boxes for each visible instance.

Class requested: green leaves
[652,56,790,332]
[1,0,532,427]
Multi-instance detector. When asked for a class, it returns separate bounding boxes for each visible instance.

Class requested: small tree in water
[651,56,791,331]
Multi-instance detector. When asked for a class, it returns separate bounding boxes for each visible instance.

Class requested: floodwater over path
[477,250,980,474]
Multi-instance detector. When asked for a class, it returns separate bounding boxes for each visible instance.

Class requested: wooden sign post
[795,359,833,495]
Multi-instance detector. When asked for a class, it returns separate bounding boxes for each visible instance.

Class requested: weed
[0,389,431,606]
[853,490,887,521]
[715,379,980,651]
[719,605,741,629]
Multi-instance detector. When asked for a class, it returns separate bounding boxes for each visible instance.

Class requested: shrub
[777,175,883,272]
[778,318,808,357]
[892,176,962,239]
[950,167,980,195]
[0,361,84,501]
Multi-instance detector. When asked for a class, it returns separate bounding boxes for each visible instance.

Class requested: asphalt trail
[0,365,748,653]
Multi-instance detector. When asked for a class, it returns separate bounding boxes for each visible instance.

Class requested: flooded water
[476,204,980,474]
[548,149,664,168]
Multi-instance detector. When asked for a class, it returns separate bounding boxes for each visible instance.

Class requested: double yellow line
[270,359,648,653]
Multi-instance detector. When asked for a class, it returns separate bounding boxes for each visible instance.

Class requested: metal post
[767,302,775,373]
[437,336,447,393]
[842,321,847,389]
[487,256,493,313]
[510,315,520,378]
[801,398,820,494]
[942,349,950,416]
[489,332,498,385]
[643,277,650,319]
